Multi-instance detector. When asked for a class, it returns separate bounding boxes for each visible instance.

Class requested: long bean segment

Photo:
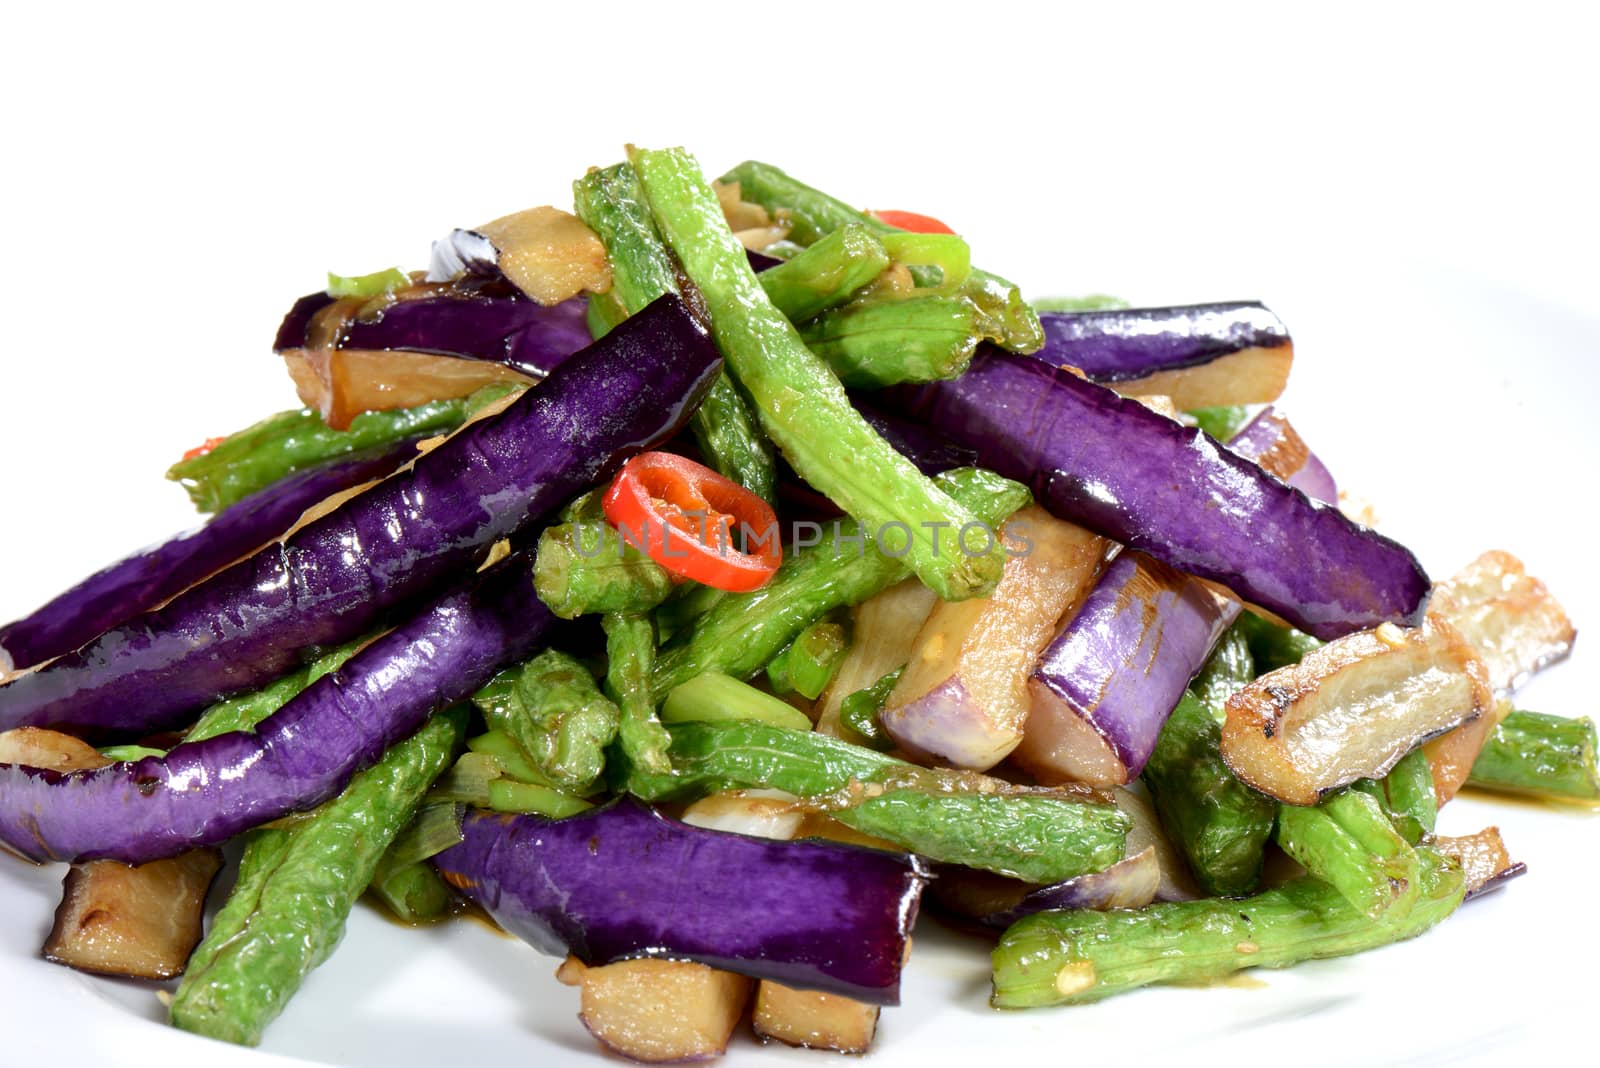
[170,707,467,1045]
[1141,627,1277,896]
[604,613,671,775]
[619,721,1128,883]
[575,162,776,503]
[167,385,518,513]
[799,295,982,388]
[651,467,1029,697]
[534,522,674,619]
[632,146,1006,602]
[184,639,364,744]
[1276,789,1421,919]
[720,159,1043,353]
[991,847,1465,1008]
[472,650,619,793]
[1467,710,1600,801]
[756,223,890,322]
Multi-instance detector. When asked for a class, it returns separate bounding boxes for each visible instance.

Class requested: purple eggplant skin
[1228,405,1338,503]
[0,294,721,740]
[887,350,1429,639]
[1035,302,1289,383]
[0,552,555,865]
[1019,407,1343,785]
[0,442,419,674]
[274,286,593,381]
[984,847,1161,928]
[855,400,978,476]
[1028,552,1238,781]
[434,798,925,1005]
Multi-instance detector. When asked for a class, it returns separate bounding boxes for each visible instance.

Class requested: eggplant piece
[931,847,1161,929]
[558,956,752,1064]
[1033,302,1292,409]
[427,205,612,305]
[0,294,719,741]
[879,507,1108,770]
[681,790,805,840]
[0,442,418,673]
[814,579,937,740]
[1226,406,1338,503]
[1433,827,1525,900]
[433,798,925,1004]
[1014,408,1337,788]
[753,981,880,1053]
[1220,620,1492,805]
[43,850,222,980]
[275,287,593,380]
[855,400,979,476]
[1425,699,1511,805]
[886,349,1430,639]
[1017,553,1235,787]
[0,551,557,864]
[1426,550,1575,696]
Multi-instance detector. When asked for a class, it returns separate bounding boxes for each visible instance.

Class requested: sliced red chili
[871,209,956,235]
[181,437,227,461]
[602,452,782,593]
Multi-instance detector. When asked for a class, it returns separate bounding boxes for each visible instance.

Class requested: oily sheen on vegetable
[274,285,592,381]
[1033,302,1293,409]
[0,295,720,740]
[0,552,556,864]
[433,799,925,1004]
[0,441,418,673]
[887,349,1430,639]
[0,552,557,864]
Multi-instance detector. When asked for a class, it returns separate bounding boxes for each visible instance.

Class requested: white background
[1,1,1596,1064]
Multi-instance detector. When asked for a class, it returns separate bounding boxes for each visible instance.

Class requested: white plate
[1,7,1596,1061]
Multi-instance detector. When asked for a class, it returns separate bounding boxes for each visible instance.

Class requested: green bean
[167,385,518,513]
[756,223,890,322]
[1142,627,1277,896]
[1276,789,1421,919]
[171,708,467,1045]
[632,146,1007,602]
[1234,611,1322,674]
[650,467,1029,697]
[574,162,776,503]
[603,612,671,775]
[185,639,364,744]
[1030,294,1130,313]
[799,295,982,388]
[991,846,1465,1008]
[1467,710,1600,801]
[720,159,1043,353]
[621,721,1128,883]
[472,650,619,793]
[534,522,674,619]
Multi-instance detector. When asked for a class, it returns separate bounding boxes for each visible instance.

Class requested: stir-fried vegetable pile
[0,145,1588,1063]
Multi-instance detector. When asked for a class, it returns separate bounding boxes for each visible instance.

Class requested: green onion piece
[325,267,410,300]
[465,731,555,786]
[840,667,903,749]
[426,752,501,806]
[382,802,465,868]
[662,672,814,732]
[487,779,594,818]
